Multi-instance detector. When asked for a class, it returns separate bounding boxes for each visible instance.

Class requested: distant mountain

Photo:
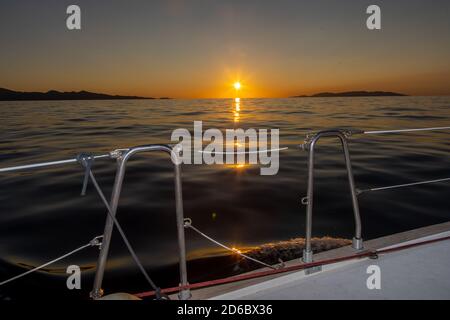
[0,88,154,101]
[292,91,407,98]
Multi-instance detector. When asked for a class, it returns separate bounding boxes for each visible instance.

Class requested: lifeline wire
[357,177,450,194]
[184,220,277,270]
[1,126,449,173]
[0,236,103,286]
[0,154,110,173]
[363,126,450,135]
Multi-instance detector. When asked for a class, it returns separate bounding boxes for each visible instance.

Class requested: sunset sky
[1,0,449,98]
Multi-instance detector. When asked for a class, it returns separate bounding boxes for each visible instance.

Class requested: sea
[0,96,449,299]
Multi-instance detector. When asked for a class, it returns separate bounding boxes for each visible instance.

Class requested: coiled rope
[0,236,103,287]
[183,218,278,270]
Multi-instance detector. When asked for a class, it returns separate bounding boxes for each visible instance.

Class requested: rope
[363,126,450,135]
[134,234,450,298]
[0,236,103,286]
[183,218,278,270]
[76,154,164,299]
[357,177,450,194]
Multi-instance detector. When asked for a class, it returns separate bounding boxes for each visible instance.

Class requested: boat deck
[182,221,450,300]
[211,231,450,299]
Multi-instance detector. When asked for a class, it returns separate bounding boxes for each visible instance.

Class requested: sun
[233,82,241,90]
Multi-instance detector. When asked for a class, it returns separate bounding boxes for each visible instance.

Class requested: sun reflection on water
[233,97,240,123]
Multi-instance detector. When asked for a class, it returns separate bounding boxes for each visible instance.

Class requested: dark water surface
[0,97,449,299]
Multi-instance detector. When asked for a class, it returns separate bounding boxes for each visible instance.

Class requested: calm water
[0,97,449,299]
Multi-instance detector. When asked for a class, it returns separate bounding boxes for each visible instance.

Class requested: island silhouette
[0,87,156,101]
[0,87,407,101]
[292,91,406,98]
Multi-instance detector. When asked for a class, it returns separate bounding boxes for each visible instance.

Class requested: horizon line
[3,86,450,100]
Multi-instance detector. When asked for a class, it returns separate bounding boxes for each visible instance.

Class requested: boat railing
[0,144,191,300]
[300,129,364,265]
[88,144,190,300]
[299,126,450,266]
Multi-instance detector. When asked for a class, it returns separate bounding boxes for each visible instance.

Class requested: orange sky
[1,1,449,98]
